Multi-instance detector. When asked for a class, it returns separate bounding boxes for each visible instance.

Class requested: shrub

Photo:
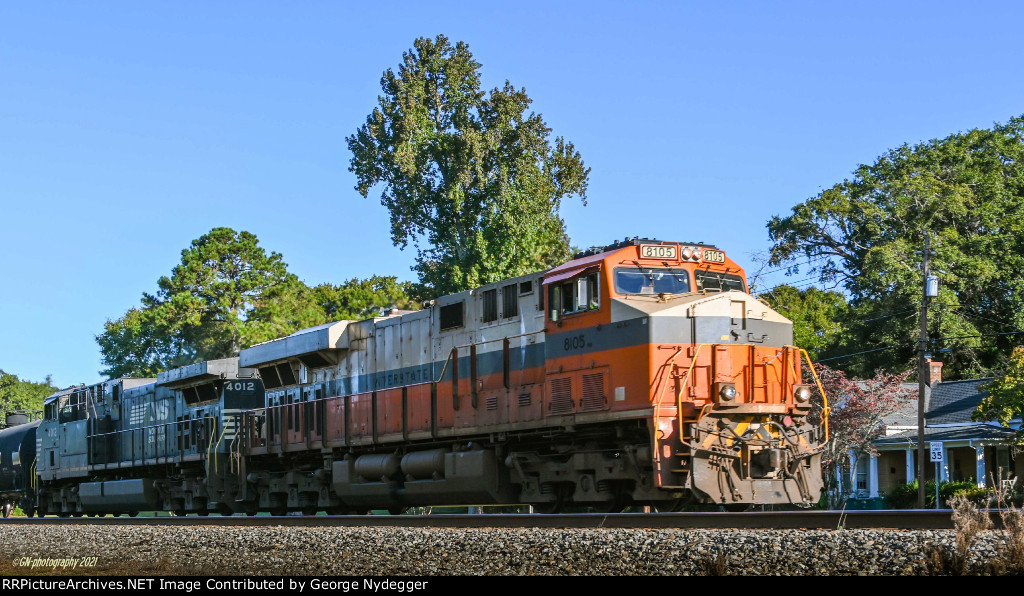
[925,494,992,575]
[884,479,920,509]
[884,479,988,509]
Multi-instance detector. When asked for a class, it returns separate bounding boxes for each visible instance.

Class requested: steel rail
[0,510,978,530]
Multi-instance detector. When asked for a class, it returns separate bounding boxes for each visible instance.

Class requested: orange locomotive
[236,238,825,513]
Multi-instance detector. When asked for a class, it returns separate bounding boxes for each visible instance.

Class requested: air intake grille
[518,392,532,407]
[549,377,573,415]
[486,395,498,411]
[581,373,605,411]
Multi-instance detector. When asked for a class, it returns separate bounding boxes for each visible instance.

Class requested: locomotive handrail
[228,420,244,474]
[794,347,830,441]
[452,329,545,350]
[678,344,710,423]
[242,329,549,450]
[242,329,549,435]
[435,329,546,383]
[87,415,217,466]
[652,345,684,473]
[208,415,233,474]
[87,417,212,438]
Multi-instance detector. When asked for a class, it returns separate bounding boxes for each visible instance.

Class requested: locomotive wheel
[651,495,694,513]
[387,506,406,515]
[721,503,753,512]
[302,506,318,516]
[533,501,562,514]
[23,507,34,518]
[1,504,12,518]
[270,507,287,517]
[533,484,569,514]
[128,511,139,518]
[591,494,628,514]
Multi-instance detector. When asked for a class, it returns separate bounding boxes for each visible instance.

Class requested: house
[845,360,1019,501]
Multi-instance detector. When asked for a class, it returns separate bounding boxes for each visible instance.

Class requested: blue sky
[2,1,1022,387]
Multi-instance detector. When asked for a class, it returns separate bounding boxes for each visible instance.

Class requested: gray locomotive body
[33,359,262,516]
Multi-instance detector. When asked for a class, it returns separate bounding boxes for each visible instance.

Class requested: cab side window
[548,272,600,321]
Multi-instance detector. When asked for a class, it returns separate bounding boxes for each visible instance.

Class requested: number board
[702,249,726,263]
[640,244,678,260]
[930,443,944,463]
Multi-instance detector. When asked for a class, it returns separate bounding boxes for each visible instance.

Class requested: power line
[859,308,918,323]
[815,331,1024,364]
[815,344,903,363]
[931,331,1024,342]
[951,309,1018,328]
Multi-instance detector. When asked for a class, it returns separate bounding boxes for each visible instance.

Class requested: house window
[855,458,868,492]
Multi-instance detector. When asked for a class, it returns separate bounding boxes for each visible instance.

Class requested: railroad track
[0,510,969,529]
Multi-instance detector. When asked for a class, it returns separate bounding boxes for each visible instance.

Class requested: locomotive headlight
[793,385,813,407]
[716,382,737,402]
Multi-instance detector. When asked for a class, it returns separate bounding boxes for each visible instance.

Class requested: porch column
[975,443,986,488]
[906,449,915,485]
[940,445,950,483]
[849,450,857,493]
[868,453,880,498]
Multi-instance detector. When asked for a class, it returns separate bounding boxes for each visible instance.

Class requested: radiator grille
[581,373,606,411]
[518,392,532,407]
[486,395,498,411]
[548,377,574,414]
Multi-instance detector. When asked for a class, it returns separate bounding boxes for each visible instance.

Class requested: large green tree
[348,35,590,296]
[97,229,418,379]
[761,285,850,361]
[97,228,324,378]
[767,116,1024,378]
[0,370,57,413]
[313,276,416,321]
[974,346,1024,442]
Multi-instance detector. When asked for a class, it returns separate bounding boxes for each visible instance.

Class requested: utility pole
[917,232,931,509]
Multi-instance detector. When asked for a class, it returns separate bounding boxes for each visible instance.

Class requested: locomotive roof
[42,385,79,405]
[157,357,252,388]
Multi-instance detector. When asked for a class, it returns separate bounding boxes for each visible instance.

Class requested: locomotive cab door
[542,265,607,417]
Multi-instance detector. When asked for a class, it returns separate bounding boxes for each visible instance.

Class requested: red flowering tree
[808,364,915,508]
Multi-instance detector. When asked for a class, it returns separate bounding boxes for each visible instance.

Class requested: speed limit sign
[930,443,944,463]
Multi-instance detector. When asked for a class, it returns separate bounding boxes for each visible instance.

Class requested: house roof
[870,377,1017,447]
[883,393,919,427]
[875,424,1017,445]
[926,378,994,425]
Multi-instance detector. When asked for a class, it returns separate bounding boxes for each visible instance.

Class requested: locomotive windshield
[614,267,691,295]
[694,270,746,293]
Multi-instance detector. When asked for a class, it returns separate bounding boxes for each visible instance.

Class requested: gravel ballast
[0,525,1014,576]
